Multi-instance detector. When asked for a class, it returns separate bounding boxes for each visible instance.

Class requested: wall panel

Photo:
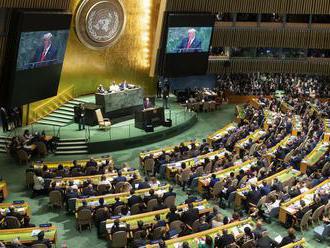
[166,0,330,15]
[208,59,330,75]
[0,0,70,9]
[212,27,330,49]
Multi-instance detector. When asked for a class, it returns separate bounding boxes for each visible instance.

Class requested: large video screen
[16,30,69,71]
[158,13,215,77]
[166,27,213,54]
[1,11,72,107]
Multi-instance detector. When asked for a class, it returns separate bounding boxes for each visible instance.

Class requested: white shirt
[43,44,52,57]
[33,175,44,190]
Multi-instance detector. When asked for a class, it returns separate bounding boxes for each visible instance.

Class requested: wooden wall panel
[208,59,330,75]
[212,28,330,49]
[0,0,70,9]
[166,0,330,14]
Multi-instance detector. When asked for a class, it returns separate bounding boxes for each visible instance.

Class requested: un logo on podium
[75,0,126,50]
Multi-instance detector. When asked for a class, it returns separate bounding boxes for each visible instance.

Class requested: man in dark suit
[176,28,202,53]
[112,197,125,212]
[76,103,86,131]
[255,231,278,248]
[181,203,199,226]
[162,186,176,201]
[260,181,271,196]
[245,184,262,206]
[0,107,9,132]
[143,97,153,109]
[143,189,158,204]
[113,170,126,185]
[76,200,92,213]
[32,231,52,248]
[127,189,142,207]
[6,206,23,221]
[214,229,235,248]
[137,177,151,190]
[30,32,57,68]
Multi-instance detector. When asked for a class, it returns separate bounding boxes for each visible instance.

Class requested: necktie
[186,39,192,49]
[40,49,47,62]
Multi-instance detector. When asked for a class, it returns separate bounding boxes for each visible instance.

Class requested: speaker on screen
[1,11,72,107]
[158,12,215,77]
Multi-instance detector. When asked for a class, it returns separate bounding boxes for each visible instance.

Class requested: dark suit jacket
[246,189,262,205]
[127,195,142,207]
[32,239,52,248]
[162,191,176,200]
[279,236,295,247]
[181,208,199,226]
[144,194,158,204]
[138,181,151,190]
[215,234,235,248]
[31,44,57,68]
[177,37,202,53]
[256,236,278,248]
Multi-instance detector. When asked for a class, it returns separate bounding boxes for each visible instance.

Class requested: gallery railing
[85,109,197,142]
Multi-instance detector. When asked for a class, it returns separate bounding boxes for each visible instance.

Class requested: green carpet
[0,104,328,247]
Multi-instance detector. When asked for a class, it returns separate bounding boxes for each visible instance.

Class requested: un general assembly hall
[0,0,330,247]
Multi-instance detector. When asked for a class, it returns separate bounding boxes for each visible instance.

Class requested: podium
[74,103,102,126]
[135,107,165,130]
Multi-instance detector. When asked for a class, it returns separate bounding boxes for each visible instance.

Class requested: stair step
[57,141,86,146]
[55,150,89,155]
[69,100,86,105]
[53,110,74,116]
[48,113,73,120]
[37,120,67,127]
[0,140,9,144]
[42,116,71,124]
[59,138,87,142]
[59,107,74,112]
[63,103,76,108]
[0,136,11,140]
[57,145,88,151]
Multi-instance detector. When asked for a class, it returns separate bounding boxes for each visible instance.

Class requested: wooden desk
[147,218,255,248]
[105,200,210,232]
[235,105,246,122]
[250,98,261,110]
[280,102,294,114]
[264,135,296,163]
[75,184,170,211]
[207,122,237,144]
[281,238,307,248]
[263,110,279,130]
[32,156,113,170]
[0,202,31,217]
[292,115,302,136]
[234,129,266,151]
[300,141,329,173]
[51,170,140,189]
[197,159,258,194]
[0,181,8,200]
[0,226,57,245]
[165,149,229,180]
[139,141,200,166]
[324,119,330,142]
[279,179,330,224]
[235,167,301,208]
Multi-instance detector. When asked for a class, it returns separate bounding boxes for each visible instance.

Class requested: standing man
[156,79,162,98]
[77,103,86,131]
[0,107,9,132]
[162,80,170,109]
